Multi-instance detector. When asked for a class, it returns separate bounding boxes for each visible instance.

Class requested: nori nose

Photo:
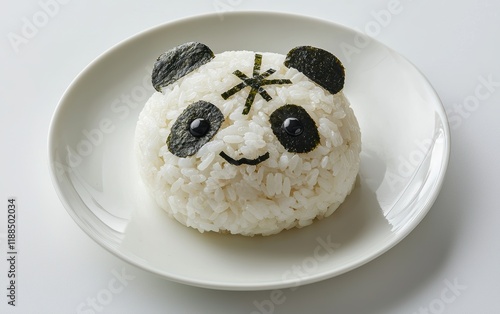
[220,53,291,115]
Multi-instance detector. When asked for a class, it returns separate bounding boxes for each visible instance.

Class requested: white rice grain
[223,135,244,144]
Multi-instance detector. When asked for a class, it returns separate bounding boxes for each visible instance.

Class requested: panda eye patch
[167,101,224,157]
[270,104,320,153]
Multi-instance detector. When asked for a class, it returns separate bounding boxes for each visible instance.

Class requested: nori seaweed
[284,46,344,95]
[219,151,270,166]
[167,100,224,158]
[221,54,292,115]
[152,42,215,92]
[269,104,320,153]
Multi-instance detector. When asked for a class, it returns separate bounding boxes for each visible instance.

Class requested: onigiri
[134,42,361,236]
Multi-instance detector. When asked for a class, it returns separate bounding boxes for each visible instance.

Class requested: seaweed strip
[253,53,262,76]
[219,151,270,166]
[242,88,257,115]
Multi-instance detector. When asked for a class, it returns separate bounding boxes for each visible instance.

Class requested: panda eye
[270,104,320,153]
[167,100,224,157]
[189,118,210,137]
[282,117,304,136]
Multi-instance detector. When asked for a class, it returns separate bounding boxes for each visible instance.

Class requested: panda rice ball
[134,42,361,236]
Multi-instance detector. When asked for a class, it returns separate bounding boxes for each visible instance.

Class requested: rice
[135,49,361,236]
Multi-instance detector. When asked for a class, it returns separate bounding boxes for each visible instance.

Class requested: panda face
[138,42,360,235]
[155,43,345,167]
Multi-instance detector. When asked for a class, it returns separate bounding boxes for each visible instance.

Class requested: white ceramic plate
[48,12,450,290]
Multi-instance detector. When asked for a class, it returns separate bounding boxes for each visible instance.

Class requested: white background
[1,0,499,313]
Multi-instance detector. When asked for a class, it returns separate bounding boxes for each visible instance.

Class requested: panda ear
[152,42,215,92]
[284,46,345,95]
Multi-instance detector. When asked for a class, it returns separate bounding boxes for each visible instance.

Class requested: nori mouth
[219,151,270,166]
